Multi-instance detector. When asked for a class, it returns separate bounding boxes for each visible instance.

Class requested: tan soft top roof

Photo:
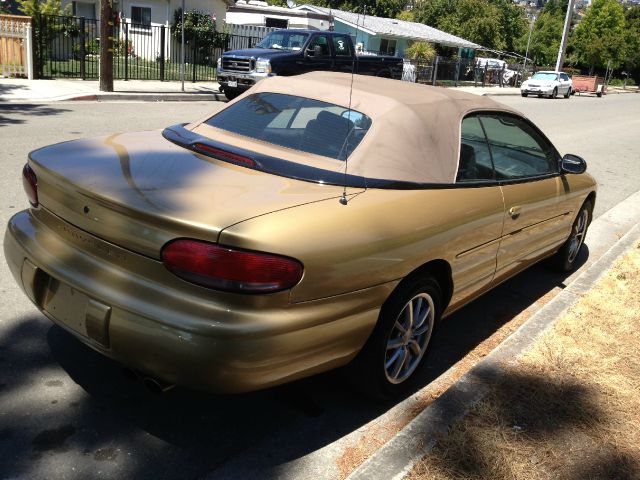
[194,71,521,184]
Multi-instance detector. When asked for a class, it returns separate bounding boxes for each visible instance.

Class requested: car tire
[551,200,592,272]
[538,94,543,98]
[550,87,558,99]
[348,275,442,399]
[521,92,528,97]
[564,87,571,98]
[224,89,241,101]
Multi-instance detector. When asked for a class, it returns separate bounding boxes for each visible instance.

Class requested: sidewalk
[0,77,524,102]
[0,78,225,102]
[2,78,637,103]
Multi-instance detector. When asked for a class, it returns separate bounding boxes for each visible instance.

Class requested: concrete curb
[68,92,226,102]
[347,191,640,480]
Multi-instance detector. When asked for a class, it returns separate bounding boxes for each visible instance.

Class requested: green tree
[623,5,640,83]
[414,0,526,51]
[172,9,225,51]
[515,10,564,66]
[569,0,626,74]
[301,0,405,18]
[404,40,436,60]
[16,0,65,16]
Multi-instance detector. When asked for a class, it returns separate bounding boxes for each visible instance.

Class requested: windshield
[255,32,309,51]
[531,72,558,81]
[205,93,371,161]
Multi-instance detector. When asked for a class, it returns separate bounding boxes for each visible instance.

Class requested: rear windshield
[204,93,372,161]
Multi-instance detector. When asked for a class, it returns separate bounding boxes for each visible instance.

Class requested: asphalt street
[0,94,638,480]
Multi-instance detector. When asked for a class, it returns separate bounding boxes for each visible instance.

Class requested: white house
[226,0,332,30]
[63,0,231,60]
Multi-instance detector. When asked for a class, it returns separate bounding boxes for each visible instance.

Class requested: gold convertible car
[5,72,596,397]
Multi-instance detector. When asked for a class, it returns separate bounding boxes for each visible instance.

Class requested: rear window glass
[204,93,372,161]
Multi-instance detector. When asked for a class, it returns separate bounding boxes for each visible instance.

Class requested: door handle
[509,206,521,219]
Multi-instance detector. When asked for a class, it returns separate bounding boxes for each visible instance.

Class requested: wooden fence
[0,14,33,78]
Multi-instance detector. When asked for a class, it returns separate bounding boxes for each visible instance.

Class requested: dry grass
[410,242,640,480]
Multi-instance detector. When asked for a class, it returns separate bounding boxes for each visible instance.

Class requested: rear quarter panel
[219,186,506,305]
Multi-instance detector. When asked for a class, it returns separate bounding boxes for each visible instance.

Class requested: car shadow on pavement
[0,248,589,479]
[0,103,71,127]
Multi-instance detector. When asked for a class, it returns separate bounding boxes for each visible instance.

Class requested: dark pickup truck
[217,29,403,100]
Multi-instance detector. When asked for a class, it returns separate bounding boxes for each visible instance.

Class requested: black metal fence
[33,14,266,81]
[404,57,533,87]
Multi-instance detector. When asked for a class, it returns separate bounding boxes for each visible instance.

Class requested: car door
[300,33,334,73]
[447,114,505,310]
[332,34,356,74]
[560,73,571,94]
[478,113,572,284]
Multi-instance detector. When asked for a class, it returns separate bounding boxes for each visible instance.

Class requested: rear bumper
[5,208,393,393]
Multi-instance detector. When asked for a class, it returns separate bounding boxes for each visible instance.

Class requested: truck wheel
[224,89,241,101]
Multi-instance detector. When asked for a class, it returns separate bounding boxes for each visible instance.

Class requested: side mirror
[561,154,587,174]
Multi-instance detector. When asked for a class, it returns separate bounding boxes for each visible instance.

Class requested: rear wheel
[551,200,592,272]
[349,275,442,398]
[521,92,528,97]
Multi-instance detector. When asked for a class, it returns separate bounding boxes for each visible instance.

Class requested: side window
[479,114,557,180]
[333,36,352,57]
[560,74,568,81]
[457,115,495,183]
[308,35,330,57]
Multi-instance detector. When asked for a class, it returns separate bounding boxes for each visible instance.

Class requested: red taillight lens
[161,239,303,293]
[22,164,38,206]
[192,143,256,167]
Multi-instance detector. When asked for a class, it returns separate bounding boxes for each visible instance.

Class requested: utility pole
[555,0,575,72]
[99,0,114,92]
[522,14,536,83]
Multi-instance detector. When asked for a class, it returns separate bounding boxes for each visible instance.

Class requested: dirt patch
[409,243,640,480]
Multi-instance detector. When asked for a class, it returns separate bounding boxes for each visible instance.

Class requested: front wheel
[521,92,528,97]
[348,275,442,398]
[564,87,571,98]
[551,200,592,272]
[224,88,242,101]
[550,87,558,99]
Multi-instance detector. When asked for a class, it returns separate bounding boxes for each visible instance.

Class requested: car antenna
[340,3,366,206]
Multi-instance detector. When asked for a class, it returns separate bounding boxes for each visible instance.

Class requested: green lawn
[41,56,217,81]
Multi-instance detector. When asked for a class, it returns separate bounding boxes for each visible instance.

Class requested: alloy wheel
[384,293,435,384]
[568,208,589,263]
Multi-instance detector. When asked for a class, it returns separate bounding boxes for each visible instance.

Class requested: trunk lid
[29,130,342,259]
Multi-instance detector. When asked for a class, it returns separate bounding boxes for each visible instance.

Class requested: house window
[379,38,396,56]
[73,1,96,19]
[265,17,288,28]
[131,6,151,28]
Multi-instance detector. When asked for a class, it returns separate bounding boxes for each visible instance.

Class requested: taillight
[22,164,38,206]
[192,143,256,167]
[161,239,303,293]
